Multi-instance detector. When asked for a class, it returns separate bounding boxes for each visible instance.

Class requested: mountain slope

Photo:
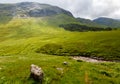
[93,17,120,28]
[43,14,80,26]
[0,4,14,23]
[0,2,73,24]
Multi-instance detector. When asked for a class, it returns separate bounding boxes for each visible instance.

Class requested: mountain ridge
[76,17,107,28]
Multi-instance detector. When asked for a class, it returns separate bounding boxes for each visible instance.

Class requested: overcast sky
[0,0,120,19]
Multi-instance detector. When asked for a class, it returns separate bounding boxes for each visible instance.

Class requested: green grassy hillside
[42,14,80,26]
[0,18,120,84]
[0,18,120,60]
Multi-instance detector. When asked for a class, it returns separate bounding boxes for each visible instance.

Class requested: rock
[63,61,68,65]
[30,64,44,84]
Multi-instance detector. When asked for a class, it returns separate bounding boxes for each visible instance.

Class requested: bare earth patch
[72,56,109,63]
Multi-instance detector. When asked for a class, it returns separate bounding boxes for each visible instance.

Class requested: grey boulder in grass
[30,64,44,84]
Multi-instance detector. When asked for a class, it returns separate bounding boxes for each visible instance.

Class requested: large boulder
[30,64,44,84]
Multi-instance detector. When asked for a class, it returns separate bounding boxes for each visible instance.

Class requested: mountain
[0,2,73,23]
[76,17,107,28]
[0,4,14,23]
[93,17,120,28]
[116,19,120,21]
[15,2,73,17]
[0,2,119,29]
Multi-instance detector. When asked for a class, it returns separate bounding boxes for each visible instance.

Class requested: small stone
[63,61,68,65]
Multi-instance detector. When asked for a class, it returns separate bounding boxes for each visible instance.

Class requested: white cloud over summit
[0,0,120,19]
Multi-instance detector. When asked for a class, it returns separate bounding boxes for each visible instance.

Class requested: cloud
[89,0,120,19]
[0,0,120,19]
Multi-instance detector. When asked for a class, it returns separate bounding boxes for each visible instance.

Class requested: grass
[37,30,120,60]
[0,17,120,83]
[0,54,120,84]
